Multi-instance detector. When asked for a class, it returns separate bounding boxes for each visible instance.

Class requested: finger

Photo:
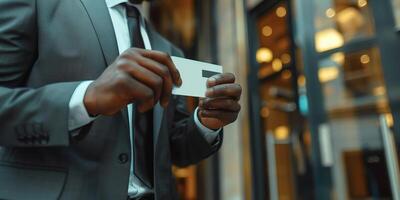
[207,73,235,88]
[199,109,238,122]
[124,61,163,105]
[137,97,156,113]
[123,77,155,112]
[134,56,173,107]
[205,83,242,99]
[137,49,182,86]
[199,98,241,112]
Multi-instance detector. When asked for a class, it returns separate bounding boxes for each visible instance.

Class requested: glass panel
[256,2,303,200]
[318,48,394,199]
[319,48,388,114]
[330,116,393,199]
[314,0,375,52]
[391,0,400,29]
[256,2,293,79]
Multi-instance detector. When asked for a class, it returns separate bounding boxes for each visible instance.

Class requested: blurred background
[143,0,400,199]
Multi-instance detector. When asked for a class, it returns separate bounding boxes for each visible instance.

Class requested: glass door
[291,0,400,199]
[247,1,315,199]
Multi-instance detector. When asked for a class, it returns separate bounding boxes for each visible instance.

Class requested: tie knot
[125,3,141,19]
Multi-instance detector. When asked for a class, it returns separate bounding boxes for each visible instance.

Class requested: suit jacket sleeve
[0,0,81,147]
[168,46,223,167]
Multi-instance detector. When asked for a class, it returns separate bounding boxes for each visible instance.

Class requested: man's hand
[198,73,242,130]
[84,48,182,116]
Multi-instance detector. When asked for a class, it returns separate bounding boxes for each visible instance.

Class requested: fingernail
[178,78,183,86]
[206,88,213,97]
[207,77,216,87]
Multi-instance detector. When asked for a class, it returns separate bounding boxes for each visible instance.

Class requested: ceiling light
[298,75,306,87]
[326,8,336,18]
[276,6,287,18]
[261,107,270,118]
[318,66,339,83]
[358,0,368,7]
[282,70,292,80]
[275,126,289,141]
[331,52,345,65]
[315,28,344,52]
[256,48,273,63]
[360,54,370,64]
[272,59,283,72]
[262,26,273,37]
[281,53,291,64]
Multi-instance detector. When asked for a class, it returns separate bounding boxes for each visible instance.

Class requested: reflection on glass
[319,47,394,199]
[391,0,400,29]
[328,114,395,199]
[319,48,387,113]
[315,28,344,52]
[256,3,299,199]
[314,0,375,52]
[257,2,292,78]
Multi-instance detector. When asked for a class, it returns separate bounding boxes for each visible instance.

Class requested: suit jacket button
[118,153,129,164]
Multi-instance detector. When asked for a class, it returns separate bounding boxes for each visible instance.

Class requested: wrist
[83,83,98,117]
[197,110,220,131]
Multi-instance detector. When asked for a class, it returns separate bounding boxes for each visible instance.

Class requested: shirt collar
[105,0,143,10]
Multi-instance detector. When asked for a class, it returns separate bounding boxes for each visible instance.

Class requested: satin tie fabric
[125,3,154,188]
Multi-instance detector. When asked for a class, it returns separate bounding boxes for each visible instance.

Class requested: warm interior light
[385,113,394,128]
[360,54,371,64]
[281,53,291,64]
[261,107,270,118]
[298,75,306,87]
[282,70,292,80]
[358,0,368,7]
[262,26,273,37]
[318,66,339,83]
[336,7,365,36]
[275,126,289,141]
[258,66,272,78]
[326,8,336,18]
[276,6,287,18]
[315,28,344,52]
[256,48,273,63]
[373,86,386,96]
[331,52,345,65]
[272,59,283,72]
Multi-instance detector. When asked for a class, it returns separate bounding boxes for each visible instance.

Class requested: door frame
[246,0,309,199]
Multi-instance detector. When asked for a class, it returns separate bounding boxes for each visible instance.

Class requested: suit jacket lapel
[79,0,119,66]
[79,0,131,127]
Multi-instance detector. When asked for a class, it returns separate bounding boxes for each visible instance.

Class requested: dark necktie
[125,3,154,187]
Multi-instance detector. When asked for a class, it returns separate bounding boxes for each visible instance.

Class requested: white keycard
[171,56,223,97]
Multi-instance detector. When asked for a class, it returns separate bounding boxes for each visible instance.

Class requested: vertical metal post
[379,115,400,200]
[370,0,400,155]
[266,134,279,200]
[246,9,268,200]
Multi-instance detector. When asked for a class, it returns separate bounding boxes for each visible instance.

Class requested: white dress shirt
[68,0,220,197]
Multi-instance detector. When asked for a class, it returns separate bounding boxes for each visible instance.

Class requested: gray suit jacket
[0,0,223,199]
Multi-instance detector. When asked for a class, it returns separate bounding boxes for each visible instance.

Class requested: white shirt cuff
[193,107,222,144]
[68,81,96,132]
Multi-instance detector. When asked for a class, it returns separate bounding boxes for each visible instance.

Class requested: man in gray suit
[0,0,242,199]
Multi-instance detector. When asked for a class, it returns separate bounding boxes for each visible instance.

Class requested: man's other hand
[198,73,242,130]
[84,48,182,116]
